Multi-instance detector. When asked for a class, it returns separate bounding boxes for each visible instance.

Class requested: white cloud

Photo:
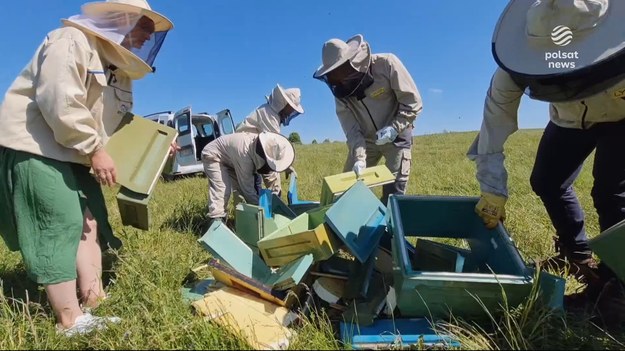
[428,88,443,94]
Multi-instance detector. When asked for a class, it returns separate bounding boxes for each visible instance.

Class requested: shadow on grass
[160,201,208,235]
[0,265,45,306]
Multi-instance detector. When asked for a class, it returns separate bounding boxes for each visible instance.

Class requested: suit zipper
[360,100,379,131]
[580,100,588,130]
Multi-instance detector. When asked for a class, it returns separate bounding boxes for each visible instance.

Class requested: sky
[0,0,551,144]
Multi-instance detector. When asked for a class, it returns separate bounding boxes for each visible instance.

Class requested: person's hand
[285,166,297,179]
[90,148,117,187]
[375,126,398,145]
[169,141,181,157]
[352,160,366,177]
[475,192,507,229]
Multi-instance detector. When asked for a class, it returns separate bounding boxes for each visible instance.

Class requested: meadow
[1,129,624,349]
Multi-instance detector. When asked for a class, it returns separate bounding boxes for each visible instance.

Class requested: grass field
[1,129,624,349]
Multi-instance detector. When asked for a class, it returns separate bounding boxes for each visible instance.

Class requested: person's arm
[34,35,102,157]
[386,53,423,133]
[336,98,366,163]
[466,67,524,197]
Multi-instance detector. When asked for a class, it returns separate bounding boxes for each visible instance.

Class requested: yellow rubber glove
[475,192,507,229]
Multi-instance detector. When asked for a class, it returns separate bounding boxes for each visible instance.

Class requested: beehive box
[104,112,177,195]
[258,205,340,266]
[589,219,625,283]
[116,186,152,231]
[319,165,395,205]
[197,221,313,292]
[325,181,387,263]
[234,203,291,248]
[388,195,563,319]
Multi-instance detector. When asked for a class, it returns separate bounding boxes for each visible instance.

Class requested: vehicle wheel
[162,174,176,182]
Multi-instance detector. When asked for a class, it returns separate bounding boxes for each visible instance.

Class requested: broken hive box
[325,181,387,263]
[319,165,395,206]
[287,175,319,206]
[207,259,312,309]
[235,203,292,248]
[198,221,313,291]
[192,286,296,350]
[258,190,298,219]
[388,195,565,319]
[258,205,340,266]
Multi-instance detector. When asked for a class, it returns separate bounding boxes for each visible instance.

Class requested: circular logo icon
[551,25,573,46]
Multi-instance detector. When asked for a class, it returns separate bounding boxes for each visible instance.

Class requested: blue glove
[375,126,398,145]
[352,160,366,177]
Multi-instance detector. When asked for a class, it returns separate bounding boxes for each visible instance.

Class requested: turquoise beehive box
[324,181,387,263]
[388,195,565,319]
[589,219,625,283]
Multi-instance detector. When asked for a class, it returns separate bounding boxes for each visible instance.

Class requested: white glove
[375,126,398,145]
[352,160,366,177]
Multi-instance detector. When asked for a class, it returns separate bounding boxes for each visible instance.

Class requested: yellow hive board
[320,165,395,205]
[192,287,296,350]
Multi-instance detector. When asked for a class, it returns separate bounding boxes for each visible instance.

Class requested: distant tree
[323,138,331,143]
[311,139,318,144]
[288,132,302,145]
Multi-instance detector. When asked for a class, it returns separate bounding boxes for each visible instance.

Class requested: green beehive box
[234,203,291,248]
[258,205,340,266]
[103,112,177,231]
[388,195,564,319]
[116,186,152,231]
[589,219,625,283]
[320,165,395,205]
[104,112,177,195]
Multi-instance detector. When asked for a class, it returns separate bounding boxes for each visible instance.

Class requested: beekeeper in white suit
[313,34,423,204]
[468,0,625,320]
[201,131,295,225]
[236,84,304,196]
[0,0,173,336]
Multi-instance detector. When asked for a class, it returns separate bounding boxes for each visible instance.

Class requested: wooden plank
[192,287,296,350]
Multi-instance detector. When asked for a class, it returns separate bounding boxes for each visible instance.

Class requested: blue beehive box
[340,318,460,349]
[325,181,387,263]
[388,195,564,319]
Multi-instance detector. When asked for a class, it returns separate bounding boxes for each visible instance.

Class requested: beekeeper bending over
[201,131,295,226]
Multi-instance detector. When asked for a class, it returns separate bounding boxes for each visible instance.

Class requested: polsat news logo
[545,25,578,69]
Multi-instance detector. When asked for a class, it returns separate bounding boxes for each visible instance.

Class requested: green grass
[1,129,624,349]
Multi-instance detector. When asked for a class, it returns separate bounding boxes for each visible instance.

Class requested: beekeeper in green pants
[0,0,174,336]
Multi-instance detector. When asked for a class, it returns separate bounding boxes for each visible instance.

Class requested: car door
[173,106,197,166]
[216,109,236,136]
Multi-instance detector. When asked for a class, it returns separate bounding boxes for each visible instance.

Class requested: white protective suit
[201,133,267,218]
[0,1,172,165]
[467,67,625,197]
[315,35,422,201]
[235,85,304,195]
